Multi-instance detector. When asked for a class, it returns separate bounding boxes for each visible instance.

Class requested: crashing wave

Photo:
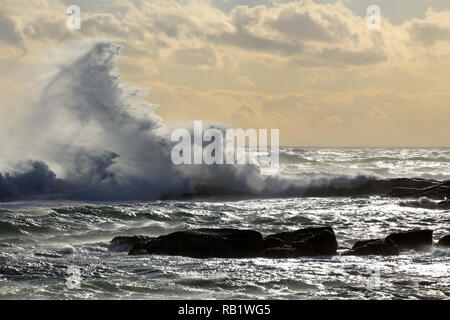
[0,41,447,201]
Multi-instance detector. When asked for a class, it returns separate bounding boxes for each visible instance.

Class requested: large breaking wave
[0,41,192,200]
[0,41,441,201]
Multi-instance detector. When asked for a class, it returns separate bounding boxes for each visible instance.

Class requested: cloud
[171,47,217,67]
[409,22,450,45]
[211,29,303,55]
[325,115,344,124]
[0,0,450,147]
[290,47,386,67]
[147,80,450,146]
[207,1,362,56]
[0,10,26,47]
[369,105,389,121]
[265,2,350,42]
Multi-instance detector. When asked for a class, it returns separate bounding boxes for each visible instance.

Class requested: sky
[0,0,449,147]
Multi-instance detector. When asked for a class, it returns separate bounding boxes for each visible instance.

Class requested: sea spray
[0,40,424,201]
[0,41,191,200]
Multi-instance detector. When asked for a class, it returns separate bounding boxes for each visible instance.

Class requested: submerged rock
[303,177,438,197]
[385,229,433,250]
[262,247,298,258]
[130,229,264,258]
[387,180,450,199]
[437,235,450,248]
[57,246,75,255]
[437,200,450,209]
[342,239,399,256]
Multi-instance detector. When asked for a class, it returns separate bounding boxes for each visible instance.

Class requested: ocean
[1,147,449,300]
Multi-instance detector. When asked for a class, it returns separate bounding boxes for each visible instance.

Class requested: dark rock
[352,239,381,250]
[342,239,399,256]
[266,227,336,245]
[265,227,338,256]
[385,229,433,250]
[293,229,338,256]
[263,231,338,258]
[109,235,152,252]
[263,237,287,250]
[261,247,298,258]
[129,239,154,255]
[437,235,450,248]
[387,180,450,199]
[384,178,440,189]
[132,228,264,258]
[437,200,450,209]
[303,177,439,197]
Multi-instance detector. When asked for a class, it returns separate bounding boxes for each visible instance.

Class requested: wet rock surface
[261,227,338,258]
[110,227,443,258]
[293,229,338,255]
[109,235,152,252]
[385,229,433,250]
[387,180,450,199]
[437,235,450,248]
[132,229,263,258]
[111,227,338,258]
[343,229,434,256]
[262,247,299,258]
[342,239,399,256]
[437,199,450,209]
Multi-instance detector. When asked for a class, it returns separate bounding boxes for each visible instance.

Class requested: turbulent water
[0,148,449,300]
[0,41,449,299]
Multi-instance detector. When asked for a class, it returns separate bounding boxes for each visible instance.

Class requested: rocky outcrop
[302,177,438,197]
[342,239,399,256]
[109,235,152,252]
[260,227,338,258]
[385,229,433,250]
[437,200,450,209]
[297,177,450,199]
[263,227,338,257]
[262,247,298,258]
[265,227,336,245]
[110,227,442,259]
[110,227,338,259]
[293,229,338,255]
[262,237,287,250]
[130,228,264,258]
[437,235,450,248]
[342,229,433,256]
[387,180,450,199]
